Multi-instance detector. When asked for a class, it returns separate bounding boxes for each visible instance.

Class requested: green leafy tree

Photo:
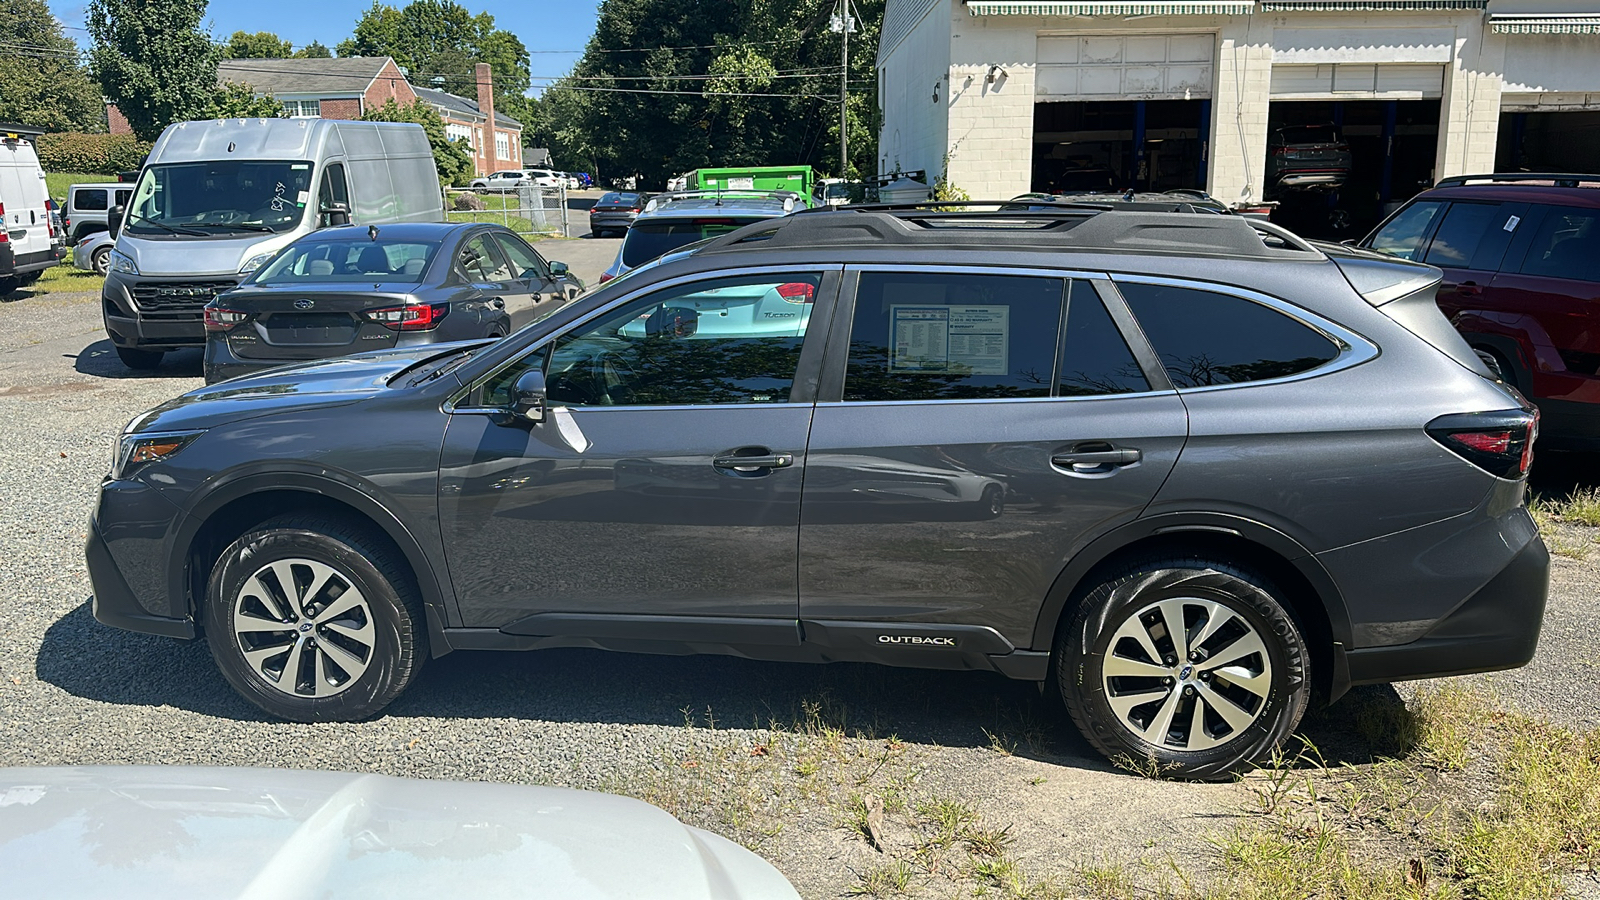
[223,30,293,59]
[535,0,882,188]
[362,97,473,186]
[88,0,223,141]
[206,82,286,119]
[338,1,530,117]
[0,0,107,131]
[293,40,333,59]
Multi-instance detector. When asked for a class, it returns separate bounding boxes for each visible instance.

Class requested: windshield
[620,218,768,268]
[125,160,315,236]
[1278,125,1341,145]
[252,239,439,284]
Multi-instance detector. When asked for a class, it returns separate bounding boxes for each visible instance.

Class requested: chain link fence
[444,183,569,237]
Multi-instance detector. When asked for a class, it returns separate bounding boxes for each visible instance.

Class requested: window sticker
[1504,215,1521,233]
[889,305,1009,375]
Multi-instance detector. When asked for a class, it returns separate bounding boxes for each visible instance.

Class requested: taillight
[776,282,815,303]
[44,208,54,238]
[204,307,248,332]
[598,272,614,284]
[1426,409,1538,479]
[0,202,7,243]
[366,303,448,331]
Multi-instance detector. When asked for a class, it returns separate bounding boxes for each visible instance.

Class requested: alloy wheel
[1101,597,1274,751]
[231,558,376,699]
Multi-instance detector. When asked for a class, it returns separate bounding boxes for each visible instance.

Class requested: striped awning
[965,1,1254,14]
[1260,0,1483,8]
[1489,14,1600,34]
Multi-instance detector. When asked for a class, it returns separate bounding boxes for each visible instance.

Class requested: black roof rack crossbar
[1435,172,1600,189]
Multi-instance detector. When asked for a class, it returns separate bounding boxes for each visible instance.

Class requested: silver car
[72,230,115,276]
[0,766,800,899]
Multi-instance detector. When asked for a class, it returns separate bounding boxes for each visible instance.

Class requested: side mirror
[322,202,351,228]
[549,260,569,277]
[107,204,124,239]
[508,369,547,423]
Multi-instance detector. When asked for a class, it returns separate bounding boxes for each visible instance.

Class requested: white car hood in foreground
[0,767,798,900]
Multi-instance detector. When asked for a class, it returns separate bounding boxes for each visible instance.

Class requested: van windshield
[125,160,315,236]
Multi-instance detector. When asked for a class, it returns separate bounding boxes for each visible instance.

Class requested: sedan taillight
[598,273,614,284]
[204,307,248,332]
[366,303,449,331]
[1426,409,1538,479]
[776,282,815,303]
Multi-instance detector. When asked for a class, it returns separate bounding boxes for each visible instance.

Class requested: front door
[439,268,838,630]
[798,269,1188,648]
[492,231,575,328]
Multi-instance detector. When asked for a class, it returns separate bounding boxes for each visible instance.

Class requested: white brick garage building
[877,0,1600,216]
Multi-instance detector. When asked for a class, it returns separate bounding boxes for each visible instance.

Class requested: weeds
[1533,487,1600,528]
[848,859,913,897]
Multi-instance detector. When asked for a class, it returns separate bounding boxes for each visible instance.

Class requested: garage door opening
[1498,111,1600,173]
[1266,100,1439,240]
[1033,100,1212,196]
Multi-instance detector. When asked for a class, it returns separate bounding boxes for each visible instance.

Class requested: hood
[116,230,301,277]
[128,342,480,434]
[0,766,799,900]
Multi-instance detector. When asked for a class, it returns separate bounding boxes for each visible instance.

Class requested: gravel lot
[1,264,1597,897]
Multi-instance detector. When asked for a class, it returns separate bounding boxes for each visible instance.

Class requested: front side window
[479,274,822,409]
[1119,282,1341,388]
[316,164,349,227]
[125,160,314,235]
[494,233,550,280]
[1518,206,1600,283]
[1368,200,1443,261]
[844,272,1064,402]
[252,239,439,284]
[459,234,514,282]
[1423,202,1503,268]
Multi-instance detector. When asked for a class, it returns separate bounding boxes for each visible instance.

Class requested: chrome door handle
[713,453,793,471]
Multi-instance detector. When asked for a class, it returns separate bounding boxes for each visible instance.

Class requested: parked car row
[469,168,588,192]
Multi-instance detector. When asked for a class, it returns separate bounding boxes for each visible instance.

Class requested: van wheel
[204,515,426,722]
[1056,559,1310,780]
[115,346,163,370]
[0,277,18,297]
[92,247,111,276]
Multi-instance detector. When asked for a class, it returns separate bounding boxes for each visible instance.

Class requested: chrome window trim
[847,262,1111,282]
[1108,273,1379,394]
[813,389,1179,409]
[444,263,843,415]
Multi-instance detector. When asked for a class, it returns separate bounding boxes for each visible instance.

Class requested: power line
[530,36,810,55]
[543,84,834,99]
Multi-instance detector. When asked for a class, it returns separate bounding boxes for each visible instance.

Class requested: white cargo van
[102,118,444,369]
[0,123,60,297]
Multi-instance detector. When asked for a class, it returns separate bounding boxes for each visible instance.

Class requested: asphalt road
[1,269,1597,896]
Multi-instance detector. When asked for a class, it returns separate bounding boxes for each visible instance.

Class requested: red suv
[1360,173,1600,449]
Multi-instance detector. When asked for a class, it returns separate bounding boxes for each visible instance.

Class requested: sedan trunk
[218,287,417,361]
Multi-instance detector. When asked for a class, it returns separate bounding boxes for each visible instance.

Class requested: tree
[338,2,530,115]
[362,98,473,186]
[223,30,293,59]
[293,41,333,59]
[0,0,107,131]
[535,0,883,188]
[88,0,222,141]
[206,82,285,119]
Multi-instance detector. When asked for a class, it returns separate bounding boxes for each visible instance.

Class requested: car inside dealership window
[1116,282,1341,389]
[477,273,823,409]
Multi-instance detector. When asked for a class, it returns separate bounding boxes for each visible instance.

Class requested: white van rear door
[1,141,51,257]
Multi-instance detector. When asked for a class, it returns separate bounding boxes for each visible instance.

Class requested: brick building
[415,64,525,177]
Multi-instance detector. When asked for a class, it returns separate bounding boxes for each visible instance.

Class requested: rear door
[1,140,50,262]
[1488,203,1600,391]
[1421,200,1527,326]
[797,267,1188,649]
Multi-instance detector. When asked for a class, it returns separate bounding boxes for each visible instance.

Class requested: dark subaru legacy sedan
[90,206,1546,779]
[202,223,584,383]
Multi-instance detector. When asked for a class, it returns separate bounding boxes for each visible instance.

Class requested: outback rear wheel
[1057,559,1309,780]
[204,515,426,722]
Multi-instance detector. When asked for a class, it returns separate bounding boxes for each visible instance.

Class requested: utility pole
[830,0,857,178]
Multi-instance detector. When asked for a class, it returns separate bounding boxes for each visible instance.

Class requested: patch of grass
[45,172,116,201]
[7,262,101,300]
[848,859,913,897]
[1534,487,1600,528]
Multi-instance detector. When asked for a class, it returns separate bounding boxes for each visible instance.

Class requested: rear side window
[74,188,108,211]
[1423,202,1502,268]
[1518,206,1600,284]
[1059,284,1150,396]
[845,272,1064,401]
[1118,282,1341,388]
[1368,200,1442,261]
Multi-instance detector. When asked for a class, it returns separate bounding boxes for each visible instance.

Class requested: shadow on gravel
[73,340,203,380]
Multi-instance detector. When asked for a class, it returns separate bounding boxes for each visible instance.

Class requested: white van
[103,118,444,369]
[0,123,60,296]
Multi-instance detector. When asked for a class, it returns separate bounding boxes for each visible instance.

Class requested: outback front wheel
[204,515,426,722]
[1057,559,1310,780]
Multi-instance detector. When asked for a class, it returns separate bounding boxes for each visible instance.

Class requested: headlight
[239,253,275,275]
[111,431,202,480]
[110,249,139,275]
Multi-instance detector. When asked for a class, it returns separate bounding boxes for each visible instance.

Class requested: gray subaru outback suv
[87,204,1547,778]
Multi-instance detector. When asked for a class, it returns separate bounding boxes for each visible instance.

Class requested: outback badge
[877,635,956,647]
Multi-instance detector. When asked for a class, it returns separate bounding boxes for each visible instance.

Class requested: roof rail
[701,207,1320,261]
[1434,172,1600,189]
[644,189,803,212]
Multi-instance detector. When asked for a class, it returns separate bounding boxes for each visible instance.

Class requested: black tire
[1056,558,1310,780]
[115,345,163,370]
[0,276,18,297]
[92,247,111,277]
[203,514,427,722]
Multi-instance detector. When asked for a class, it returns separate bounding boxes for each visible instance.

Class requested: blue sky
[47,1,603,94]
